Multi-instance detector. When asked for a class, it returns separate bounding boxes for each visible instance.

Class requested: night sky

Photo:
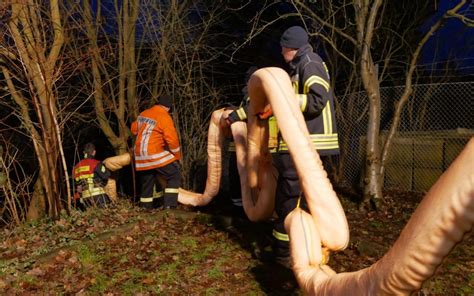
[420,0,474,76]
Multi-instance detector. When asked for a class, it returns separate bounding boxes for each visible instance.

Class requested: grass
[182,236,198,249]
[89,273,108,294]
[77,245,100,267]
[208,266,224,279]
[1,201,471,295]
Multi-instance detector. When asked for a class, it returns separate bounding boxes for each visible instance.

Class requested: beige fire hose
[250,67,473,295]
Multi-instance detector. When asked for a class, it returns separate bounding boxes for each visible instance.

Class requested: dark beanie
[159,94,173,108]
[280,26,308,49]
[83,142,95,158]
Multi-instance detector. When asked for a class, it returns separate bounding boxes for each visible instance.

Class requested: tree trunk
[357,0,384,209]
[26,179,46,221]
[4,1,66,220]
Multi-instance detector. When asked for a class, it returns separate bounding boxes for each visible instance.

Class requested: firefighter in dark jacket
[223,66,279,216]
[73,143,111,208]
[272,26,340,266]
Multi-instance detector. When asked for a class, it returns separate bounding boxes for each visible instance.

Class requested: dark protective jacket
[278,44,339,156]
[228,46,339,156]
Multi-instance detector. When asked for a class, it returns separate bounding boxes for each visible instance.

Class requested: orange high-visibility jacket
[131,105,181,171]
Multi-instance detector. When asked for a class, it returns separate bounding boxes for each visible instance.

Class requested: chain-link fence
[336,82,473,192]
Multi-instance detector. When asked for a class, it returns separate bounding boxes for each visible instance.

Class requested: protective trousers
[138,161,181,209]
[272,153,308,260]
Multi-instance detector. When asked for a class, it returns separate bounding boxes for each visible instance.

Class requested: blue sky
[420,0,474,76]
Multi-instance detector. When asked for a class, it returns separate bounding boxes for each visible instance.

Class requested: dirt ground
[0,192,472,295]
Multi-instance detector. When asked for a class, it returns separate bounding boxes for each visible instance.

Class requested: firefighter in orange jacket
[73,143,111,208]
[131,94,181,209]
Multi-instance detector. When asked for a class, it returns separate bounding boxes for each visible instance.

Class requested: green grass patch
[77,245,101,267]
[181,236,198,249]
[191,245,213,262]
[158,262,180,282]
[205,287,219,295]
[208,266,224,279]
[88,273,108,294]
[120,279,146,296]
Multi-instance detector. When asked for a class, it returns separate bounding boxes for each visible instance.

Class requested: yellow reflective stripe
[279,134,339,150]
[164,188,179,193]
[236,108,247,121]
[141,193,163,202]
[75,166,90,174]
[280,134,339,143]
[272,229,289,242]
[81,187,106,198]
[310,134,338,140]
[323,102,329,134]
[75,173,94,181]
[228,141,236,152]
[323,101,332,134]
[278,144,339,151]
[268,116,279,149]
[304,75,329,93]
[297,94,307,112]
[279,142,339,150]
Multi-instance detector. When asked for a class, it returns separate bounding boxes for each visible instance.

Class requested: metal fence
[336,82,473,192]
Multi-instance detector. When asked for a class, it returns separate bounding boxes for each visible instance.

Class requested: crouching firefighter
[73,143,111,208]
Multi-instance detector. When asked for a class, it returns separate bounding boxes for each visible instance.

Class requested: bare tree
[142,0,228,186]
[254,0,471,209]
[0,0,71,219]
[61,0,140,155]
[0,139,39,225]
[66,0,228,186]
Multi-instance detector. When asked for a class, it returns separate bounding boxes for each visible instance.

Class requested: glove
[258,105,273,119]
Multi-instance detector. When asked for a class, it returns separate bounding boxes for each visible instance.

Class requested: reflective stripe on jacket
[131,105,181,171]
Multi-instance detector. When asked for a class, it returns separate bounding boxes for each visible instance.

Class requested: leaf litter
[0,193,472,295]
